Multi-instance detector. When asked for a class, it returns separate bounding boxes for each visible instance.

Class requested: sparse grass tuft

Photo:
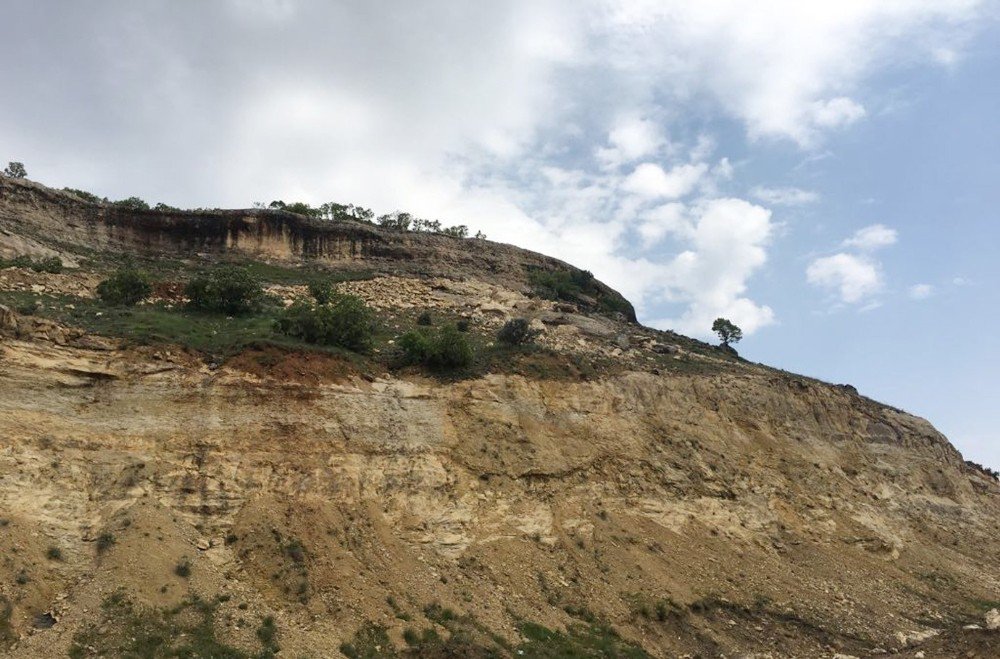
[96,532,115,554]
[174,558,192,578]
[69,593,261,658]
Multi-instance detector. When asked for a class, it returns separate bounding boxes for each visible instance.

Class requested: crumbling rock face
[0,177,997,658]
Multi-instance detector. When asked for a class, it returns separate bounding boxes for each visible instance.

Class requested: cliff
[0,176,997,658]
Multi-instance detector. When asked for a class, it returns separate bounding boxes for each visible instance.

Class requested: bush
[398,324,474,371]
[528,268,594,302]
[97,265,152,306]
[1,255,64,274]
[96,532,115,554]
[63,187,103,203]
[497,318,540,346]
[308,280,333,304]
[186,266,263,315]
[275,295,374,351]
[35,256,63,274]
[174,558,191,578]
[46,546,63,561]
[112,196,150,211]
[417,310,433,326]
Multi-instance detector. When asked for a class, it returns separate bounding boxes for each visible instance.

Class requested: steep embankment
[0,177,997,658]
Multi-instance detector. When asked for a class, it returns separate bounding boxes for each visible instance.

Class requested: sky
[1,1,998,469]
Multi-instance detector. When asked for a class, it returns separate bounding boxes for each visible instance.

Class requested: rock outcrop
[0,177,997,658]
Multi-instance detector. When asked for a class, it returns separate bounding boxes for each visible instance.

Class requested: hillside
[0,176,998,658]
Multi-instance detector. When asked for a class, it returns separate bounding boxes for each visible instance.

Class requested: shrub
[113,196,150,211]
[186,266,263,315]
[31,256,63,274]
[256,616,277,646]
[96,532,115,554]
[308,280,333,304]
[46,546,63,561]
[97,265,152,306]
[528,268,594,302]
[497,318,540,346]
[63,187,103,203]
[174,558,191,578]
[417,310,433,326]
[275,295,374,351]
[1,255,64,274]
[398,324,474,371]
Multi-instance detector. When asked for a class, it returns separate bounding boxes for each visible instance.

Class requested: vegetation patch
[68,592,271,659]
[96,532,115,554]
[398,324,474,371]
[0,255,63,274]
[528,267,632,317]
[516,621,650,658]
[496,318,540,346]
[339,622,395,658]
[275,295,375,351]
[186,266,264,315]
[0,596,13,649]
[97,263,152,306]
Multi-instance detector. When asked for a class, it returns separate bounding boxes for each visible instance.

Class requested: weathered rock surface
[0,177,997,658]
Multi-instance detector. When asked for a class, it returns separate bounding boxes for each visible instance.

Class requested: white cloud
[637,202,691,244]
[650,198,776,336]
[622,162,708,199]
[598,0,982,145]
[751,186,820,206]
[810,97,867,128]
[842,224,898,250]
[807,253,883,304]
[597,114,668,166]
[909,283,934,299]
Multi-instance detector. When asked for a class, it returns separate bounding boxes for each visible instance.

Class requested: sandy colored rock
[0,175,997,658]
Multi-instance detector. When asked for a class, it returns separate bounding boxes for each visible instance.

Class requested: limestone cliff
[0,177,997,658]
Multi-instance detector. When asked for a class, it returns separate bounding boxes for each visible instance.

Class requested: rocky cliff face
[0,177,997,658]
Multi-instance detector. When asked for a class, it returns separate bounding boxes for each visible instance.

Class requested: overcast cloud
[1,0,986,337]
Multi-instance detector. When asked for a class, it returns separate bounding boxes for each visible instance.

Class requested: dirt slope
[0,177,997,658]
